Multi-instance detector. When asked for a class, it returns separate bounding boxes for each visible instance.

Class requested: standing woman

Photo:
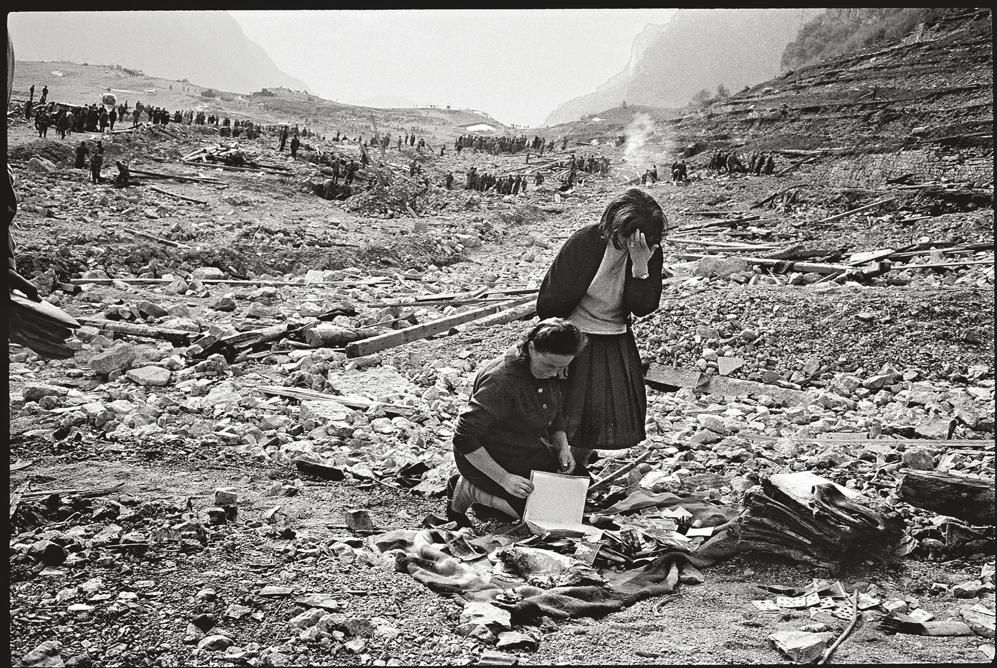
[536,188,667,474]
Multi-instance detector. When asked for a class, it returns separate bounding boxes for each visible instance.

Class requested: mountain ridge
[545,8,821,126]
[7,11,312,96]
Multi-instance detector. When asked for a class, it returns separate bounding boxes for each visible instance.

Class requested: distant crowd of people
[461,166,530,195]
[455,134,554,156]
[708,150,775,175]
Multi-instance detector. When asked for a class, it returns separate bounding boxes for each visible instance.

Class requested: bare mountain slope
[545,8,821,126]
[7,11,311,96]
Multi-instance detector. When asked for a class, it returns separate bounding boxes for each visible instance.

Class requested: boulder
[90,343,136,376]
[125,366,172,387]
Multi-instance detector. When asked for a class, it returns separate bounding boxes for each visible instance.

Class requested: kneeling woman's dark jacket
[452,349,564,510]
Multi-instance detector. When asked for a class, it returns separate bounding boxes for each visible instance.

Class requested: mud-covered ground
[7,78,995,668]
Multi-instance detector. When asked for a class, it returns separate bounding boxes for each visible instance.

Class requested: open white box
[523,470,593,537]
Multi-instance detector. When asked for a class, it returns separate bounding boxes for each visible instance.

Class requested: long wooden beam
[345,297,530,358]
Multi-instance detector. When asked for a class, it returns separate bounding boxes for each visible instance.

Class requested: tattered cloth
[367,521,739,624]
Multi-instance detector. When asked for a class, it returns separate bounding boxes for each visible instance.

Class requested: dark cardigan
[536,223,663,323]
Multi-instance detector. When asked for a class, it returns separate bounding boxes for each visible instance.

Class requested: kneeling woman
[447,318,588,527]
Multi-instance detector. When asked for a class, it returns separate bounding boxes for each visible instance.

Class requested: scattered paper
[753,599,781,612]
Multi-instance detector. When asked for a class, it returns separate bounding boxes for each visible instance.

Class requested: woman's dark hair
[515,318,587,360]
[598,188,668,250]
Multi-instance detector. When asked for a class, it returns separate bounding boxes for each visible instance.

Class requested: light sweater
[569,243,629,334]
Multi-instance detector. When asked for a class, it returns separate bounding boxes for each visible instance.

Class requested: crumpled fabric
[601,489,736,526]
[367,528,699,623]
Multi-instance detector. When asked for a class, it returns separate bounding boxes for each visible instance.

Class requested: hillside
[544,8,821,126]
[7,11,311,96]
[10,61,511,143]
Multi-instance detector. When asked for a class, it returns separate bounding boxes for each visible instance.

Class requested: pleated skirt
[563,330,646,450]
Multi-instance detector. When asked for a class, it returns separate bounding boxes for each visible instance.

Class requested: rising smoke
[622,112,675,177]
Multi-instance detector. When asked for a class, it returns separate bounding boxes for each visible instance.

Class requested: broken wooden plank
[303,324,387,348]
[117,226,193,249]
[70,277,388,288]
[23,483,125,499]
[898,258,994,269]
[590,448,656,492]
[148,185,207,205]
[255,385,415,416]
[128,167,220,184]
[465,300,538,329]
[815,198,897,225]
[898,470,995,526]
[76,317,196,345]
[678,254,854,275]
[816,437,994,450]
[775,154,819,176]
[644,364,807,405]
[344,298,528,358]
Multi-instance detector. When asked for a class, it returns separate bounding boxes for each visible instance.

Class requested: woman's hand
[557,445,575,474]
[627,231,659,274]
[500,473,534,499]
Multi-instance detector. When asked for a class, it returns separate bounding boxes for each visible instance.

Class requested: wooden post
[345,298,528,357]
[899,470,995,526]
[76,317,196,345]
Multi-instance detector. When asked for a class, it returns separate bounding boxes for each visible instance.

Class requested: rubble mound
[9,140,76,165]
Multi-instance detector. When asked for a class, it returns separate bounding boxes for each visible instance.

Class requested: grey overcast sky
[228,9,679,127]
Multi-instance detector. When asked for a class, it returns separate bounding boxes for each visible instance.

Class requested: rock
[28,540,67,566]
[23,384,70,403]
[915,417,955,440]
[125,366,172,386]
[901,448,935,471]
[90,343,136,376]
[211,297,237,312]
[344,638,366,654]
[769,631,832,664]
[214,488,238,506]
[882,599,910,615]
[27,156,58,173]
[460,601,512,631]
[300,400,353,424]
[496,631,538,651]
[197,635,233,652]
[195,588,217,601]
[289,608,325,630]
[718,356,745,376]
[960,605,995,638]
[192,267,226,280]
[21,640,64,667]
[830,374,862,396]
[953,581,983,599]
[246,302,272,319]
[136,300,169,318]
[258,585,293,597]
[696,414,728,435]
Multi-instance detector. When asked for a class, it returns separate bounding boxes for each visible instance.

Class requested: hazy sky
[229,9,678,127]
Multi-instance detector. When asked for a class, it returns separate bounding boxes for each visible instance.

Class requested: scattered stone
[197,635,233,652]
[769,630,832,664]
[90,343,136,376]
[21,640,64,667]
[125,366,172,386]
[901,449,934,471]
[961,605,995,638]
[460,601,512,631]
[496,631,538,651]
[953,581,983,599]
[916,415,957,440]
